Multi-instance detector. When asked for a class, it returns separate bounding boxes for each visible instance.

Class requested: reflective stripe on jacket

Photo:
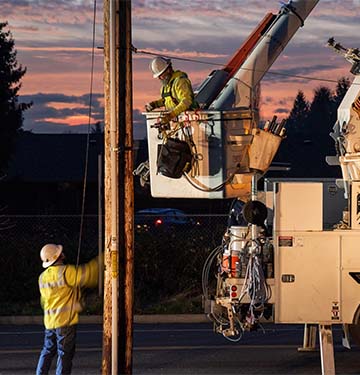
[39,257,99,329]
[152,70,198,117]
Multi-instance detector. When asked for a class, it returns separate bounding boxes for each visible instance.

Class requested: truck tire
[349,324,360,347]
[350,306,360,346]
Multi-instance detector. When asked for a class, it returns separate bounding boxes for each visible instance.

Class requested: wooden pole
[98,152,103,296]
[103,1,134,373]
[102,0,113,373]
[117,0,134,373]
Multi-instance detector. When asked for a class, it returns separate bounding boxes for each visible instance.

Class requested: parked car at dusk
[135,208,191,231]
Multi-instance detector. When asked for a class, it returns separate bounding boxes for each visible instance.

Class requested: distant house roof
[6,132,104,183]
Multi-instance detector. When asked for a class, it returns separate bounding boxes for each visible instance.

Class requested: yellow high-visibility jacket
[151,70,198,117]
[38,257,99,329]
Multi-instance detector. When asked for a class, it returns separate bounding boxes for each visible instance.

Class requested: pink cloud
[2,0,358,133]
[42,115,96,127]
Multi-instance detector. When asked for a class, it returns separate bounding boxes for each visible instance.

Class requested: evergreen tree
[286,90,309,136]
[298,86,338,177]
[308,86,334,132]
[273,82,348,179]
[333,76,351,108]
[271,90,310,178]
[0,22,32,173]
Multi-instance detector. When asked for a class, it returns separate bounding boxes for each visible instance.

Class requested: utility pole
[102,0,113,374]
[117,0,134,373]
[103,0,134,374]
[98,152,103,296]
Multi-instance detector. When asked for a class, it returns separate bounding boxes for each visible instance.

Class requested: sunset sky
[2,0,360,137]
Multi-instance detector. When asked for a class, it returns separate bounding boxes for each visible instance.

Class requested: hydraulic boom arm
[209,0,319,110]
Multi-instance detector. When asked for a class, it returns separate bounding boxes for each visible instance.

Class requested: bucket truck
[142,0,360,373]
[201,38,360,375]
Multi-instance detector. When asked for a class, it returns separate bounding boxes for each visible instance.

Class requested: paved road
[0,322,359,374]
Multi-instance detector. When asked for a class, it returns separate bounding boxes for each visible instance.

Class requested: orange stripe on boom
[224,13,276,78]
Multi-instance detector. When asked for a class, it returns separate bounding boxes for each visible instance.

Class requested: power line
[65,0,98,339]
[132,46,224,67]
[76,0,97,268]
[133,46,357,86]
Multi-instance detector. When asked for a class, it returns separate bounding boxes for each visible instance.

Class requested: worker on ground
[145,56,199,123]
[36,244,100,375]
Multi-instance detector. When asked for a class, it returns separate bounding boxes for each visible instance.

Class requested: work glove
[145,102,156,112]
[160,113,173,125]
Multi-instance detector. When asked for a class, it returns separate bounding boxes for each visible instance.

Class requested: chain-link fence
[0,213,229,314]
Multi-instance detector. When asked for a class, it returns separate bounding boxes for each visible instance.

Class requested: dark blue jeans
[36,325,77,375]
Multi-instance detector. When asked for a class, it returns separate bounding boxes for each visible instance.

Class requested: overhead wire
[132,46,225,67]
[76,0,97,268]
[67,0,98,326]
[132,46,359,86]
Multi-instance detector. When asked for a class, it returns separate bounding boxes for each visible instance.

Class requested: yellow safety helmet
[150,57,171,78]
[40,244,63,268]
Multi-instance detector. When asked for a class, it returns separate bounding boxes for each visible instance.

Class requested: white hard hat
[40,244,63,268]
[150,57,171,78]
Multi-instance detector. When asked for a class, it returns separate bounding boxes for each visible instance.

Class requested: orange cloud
[42,115,96,127]
[47,102,88,110]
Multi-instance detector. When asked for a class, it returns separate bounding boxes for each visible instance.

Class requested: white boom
[210,0,319,110]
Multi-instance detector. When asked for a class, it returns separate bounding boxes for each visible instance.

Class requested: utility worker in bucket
[145,56,199,123]
[133,57,199,185]
[36,244,100,375]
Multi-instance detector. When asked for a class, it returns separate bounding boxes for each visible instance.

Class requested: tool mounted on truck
[202,35,360,375]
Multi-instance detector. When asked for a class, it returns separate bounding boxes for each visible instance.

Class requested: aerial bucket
[144,109,282,199]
